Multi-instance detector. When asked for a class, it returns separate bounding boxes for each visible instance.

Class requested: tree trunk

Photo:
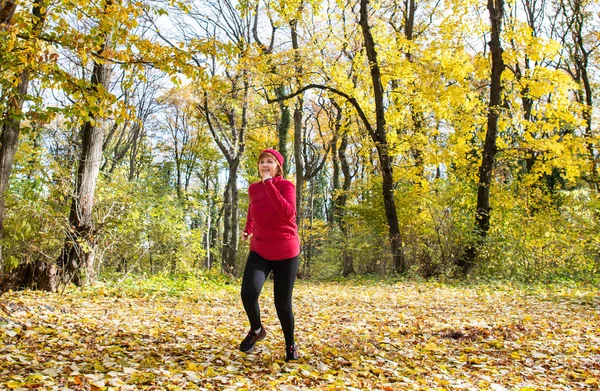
[203,70,248,274]
[0,72,29,267]
[291,16,305,228]
[569,0,597,187]
[293,105,304,226]
[0,0,17,25]
[202,95,245,275]
[205,204,212,269]
[57,28,112,287]
[460,0,505,274]
[359,0,406,274]
[508,0,535,181]
[0,0,46,270]
[0,260,57,293]
[330,134,340,226]
[221,159,239,274]
[392,0,424,179]
[579,59,596,186]
[128,122,143,181]
[276,85,291,176]
[301,179,316,277]
[338,131,354,277]
[329,99,354,276]
[204,172,219,269]
[402,0,425,183]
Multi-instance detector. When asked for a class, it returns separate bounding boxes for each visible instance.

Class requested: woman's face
[258,153,279,178]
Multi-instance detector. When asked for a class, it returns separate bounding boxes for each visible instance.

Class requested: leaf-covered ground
[1,279,599,390]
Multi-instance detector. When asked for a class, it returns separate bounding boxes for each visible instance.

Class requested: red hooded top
[244,176,300,260]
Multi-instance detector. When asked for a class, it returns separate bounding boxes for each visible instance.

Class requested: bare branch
[263,84,376,142]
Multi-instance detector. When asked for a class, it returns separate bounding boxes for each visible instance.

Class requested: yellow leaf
[205,367,217,377]
[5,380,22,389]
[585,378,598,385]
[423,342,442,352]
[25,373,44,381]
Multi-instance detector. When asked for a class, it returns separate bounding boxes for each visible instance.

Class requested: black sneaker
[239,327,266,352]
[285,345,298,361]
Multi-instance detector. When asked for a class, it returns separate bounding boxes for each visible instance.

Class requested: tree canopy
[0,0,598,289]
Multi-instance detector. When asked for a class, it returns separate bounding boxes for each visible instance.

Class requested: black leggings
[241,251,299,347]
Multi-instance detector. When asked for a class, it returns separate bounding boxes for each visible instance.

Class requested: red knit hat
[260,148,284,168]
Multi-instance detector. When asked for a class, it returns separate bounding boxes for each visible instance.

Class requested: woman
[239,148,300,361]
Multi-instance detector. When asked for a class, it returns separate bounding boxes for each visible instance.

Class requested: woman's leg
[271,255,299,347]
[240,251,271,330]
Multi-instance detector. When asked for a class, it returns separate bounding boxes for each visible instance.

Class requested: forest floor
[0,277,599,390]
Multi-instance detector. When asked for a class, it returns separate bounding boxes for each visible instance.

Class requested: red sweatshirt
[244,176,300,260]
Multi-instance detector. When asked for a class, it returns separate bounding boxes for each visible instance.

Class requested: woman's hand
[242,231,250,241]
[261,173,273,182]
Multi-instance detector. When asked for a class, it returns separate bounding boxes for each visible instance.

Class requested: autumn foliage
[1,275,599,389]
[0,0,599,286]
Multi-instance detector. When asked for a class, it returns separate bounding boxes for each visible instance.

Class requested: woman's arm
[244,189,255,235]
[264,180,296,220]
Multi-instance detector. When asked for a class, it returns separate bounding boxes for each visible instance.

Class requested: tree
[504,0,547,186]
[265,0,408,274]
[358,0,406,274]
[293,95,331,275]
[0,0,597,285]
[459,0,506,273]
[289,1,307,227]
[328,98,356,276]
[199,79,248,274]
[57,10,114,286]
[101,67,163,181]
[157,88,203,200]
[555,0,599,188]
[252,0,292,175]
[184,0,253,274]
[0,0,17,24]
[0,0,48,268]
